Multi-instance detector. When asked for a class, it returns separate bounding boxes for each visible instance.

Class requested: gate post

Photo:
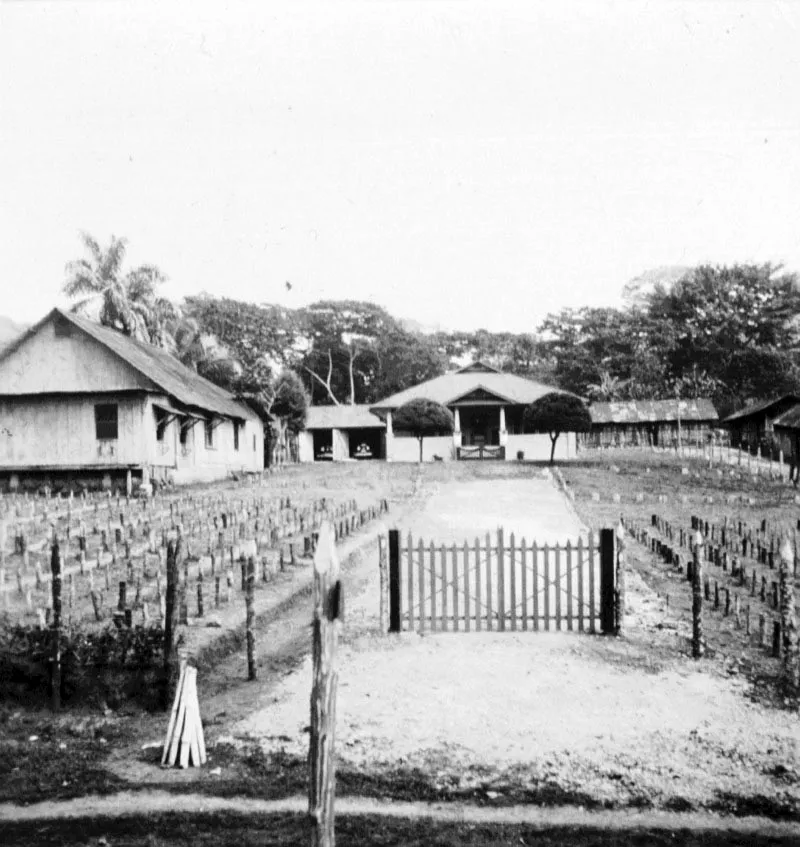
[388,529,401,633]
[599,528,616,634]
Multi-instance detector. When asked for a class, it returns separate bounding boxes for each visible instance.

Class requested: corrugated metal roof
[589,399,718,425]
[60,310,254,419]
[722,394,800,423]
[305,404,385,430]
[371,371,566,411]
[772,405,800,430]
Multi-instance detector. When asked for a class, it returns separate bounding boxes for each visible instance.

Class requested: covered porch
[451,403,524,460]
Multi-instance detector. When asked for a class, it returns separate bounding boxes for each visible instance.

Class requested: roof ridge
[51,309,251,419]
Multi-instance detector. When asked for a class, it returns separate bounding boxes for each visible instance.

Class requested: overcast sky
[2,1,799,332]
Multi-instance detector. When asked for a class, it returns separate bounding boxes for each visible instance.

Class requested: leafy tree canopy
[393,398,454,461]
[523,392,592,463]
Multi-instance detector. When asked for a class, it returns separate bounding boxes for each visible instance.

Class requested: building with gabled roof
[370,361,577,462]
[298,404,385,462]
[0,308,265,491]
[722,394,800,453]
[586,398,718,448]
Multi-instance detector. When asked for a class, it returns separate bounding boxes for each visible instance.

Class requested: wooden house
[722,395,800,455]
[298,405,385,462]
[0,308,265,491]
[586,399,718,448]
[370,361,577,461]
[771,405,800,469]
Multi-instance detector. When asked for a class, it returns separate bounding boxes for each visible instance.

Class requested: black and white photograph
[0,2,799,845]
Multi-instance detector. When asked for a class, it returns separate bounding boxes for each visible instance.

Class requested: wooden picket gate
[388,528,617,634]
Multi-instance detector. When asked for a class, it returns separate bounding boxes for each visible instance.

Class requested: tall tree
[647,264,800,394]
[183,295,304,396]
[63,232,170,344]
[299,300,395,405]
[523,392,592,464]
[266,369,309,464]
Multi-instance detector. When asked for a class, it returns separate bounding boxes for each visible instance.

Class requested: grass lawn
[2,811,800,847]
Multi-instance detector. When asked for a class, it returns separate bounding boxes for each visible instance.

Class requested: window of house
[204,418,215,449]
[234,421,240,451]
[95,404,118,440]
[179,419,190,446]
[253,434,257,451]
[154,407,169,442]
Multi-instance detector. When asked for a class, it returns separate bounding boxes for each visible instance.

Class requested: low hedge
[0,618,166,709]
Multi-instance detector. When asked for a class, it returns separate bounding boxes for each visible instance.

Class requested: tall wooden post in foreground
[692,531,704,659]
[599,528,616,634]
[162,537,182,710]
[388,529,401,633]
[308,522,343,847]
[245,556,256,680]
[50,539,62,711]
[779,538,798,690]
[615,521,626,636]
[377,528,388,634]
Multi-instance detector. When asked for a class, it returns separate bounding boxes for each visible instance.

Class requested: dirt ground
[232,463,800,815]
[2,459,799,835]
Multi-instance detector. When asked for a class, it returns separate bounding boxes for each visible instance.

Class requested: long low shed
[585,399,718,448]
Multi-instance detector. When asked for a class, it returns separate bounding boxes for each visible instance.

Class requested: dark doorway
[313,430,333,461]
[349,428,383,460]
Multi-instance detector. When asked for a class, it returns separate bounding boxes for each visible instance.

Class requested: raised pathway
[1,792,799,836]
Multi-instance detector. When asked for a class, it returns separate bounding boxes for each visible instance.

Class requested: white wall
[506,432,575,462]
[0,395,147,467]
[165,406,264,484]
[0,318,154,394]
[332,428,350,461]
[298,430,314,463]
[388,435,455,462]
[0,393,264,481]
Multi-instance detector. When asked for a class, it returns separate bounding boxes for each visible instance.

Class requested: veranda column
[499,406,508,447]
[453,408,462,451]
[385,411,395,462]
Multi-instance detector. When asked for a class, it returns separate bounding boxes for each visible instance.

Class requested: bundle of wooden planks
[161,661,207,768]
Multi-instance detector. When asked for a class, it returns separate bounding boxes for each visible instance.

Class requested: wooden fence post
[615,521,626,636]
[162,537,182,710]
[378,529,388,634]
[308,522,343,847]
[692,530,704,658]
[50,539,62,711]
[388,529,400,633]
[599,528,616,634]
[779,538,799,690]
[246,556,256,680]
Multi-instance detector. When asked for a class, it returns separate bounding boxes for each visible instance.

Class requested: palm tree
[63,232,169,344]
[587,370,628,402]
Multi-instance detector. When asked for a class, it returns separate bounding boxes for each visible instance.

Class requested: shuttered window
[95,404,118,440]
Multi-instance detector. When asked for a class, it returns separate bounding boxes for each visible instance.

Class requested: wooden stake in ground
[245,555,256,681]
[779,537,799,691]
[692,530,704,659]
[50,539,62,711]
[162,537,182,710]
[308,521,343,847]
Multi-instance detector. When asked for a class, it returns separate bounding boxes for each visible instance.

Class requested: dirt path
[2,790,800,836]
[234,471,800,815]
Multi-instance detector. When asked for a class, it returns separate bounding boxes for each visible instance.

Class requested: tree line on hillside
[62,233,800,435]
